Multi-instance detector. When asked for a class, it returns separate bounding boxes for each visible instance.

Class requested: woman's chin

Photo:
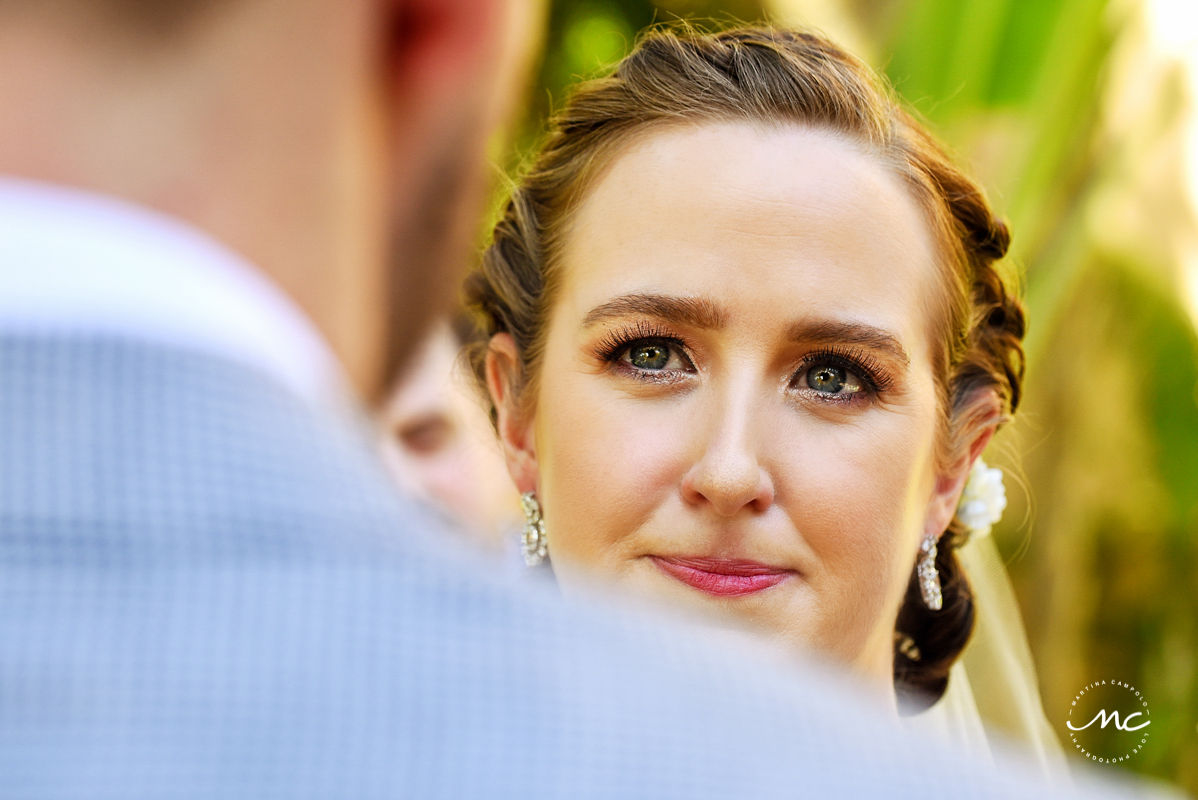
[624,557,813,647]
[623,557,897,701]
[557,555,895,704]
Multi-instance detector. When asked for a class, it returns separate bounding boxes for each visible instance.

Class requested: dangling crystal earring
[520,491,548,567]
[917,533,943,611]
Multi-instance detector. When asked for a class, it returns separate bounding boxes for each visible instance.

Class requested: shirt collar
[0,176,348,407]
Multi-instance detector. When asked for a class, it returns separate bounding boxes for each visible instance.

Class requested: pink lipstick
[651,556,792,597]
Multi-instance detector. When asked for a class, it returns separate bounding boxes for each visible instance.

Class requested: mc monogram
[1067,708,1151,733]
[1065,680,1151,764]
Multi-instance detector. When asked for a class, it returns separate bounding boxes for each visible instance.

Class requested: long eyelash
[799,346,895,393]
[592,320,683,362]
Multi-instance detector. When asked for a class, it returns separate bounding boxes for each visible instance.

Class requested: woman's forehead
[555,121,944,352]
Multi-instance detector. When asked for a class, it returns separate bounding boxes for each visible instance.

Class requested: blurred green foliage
[878,1,1197,790]
[506,0,1198,791]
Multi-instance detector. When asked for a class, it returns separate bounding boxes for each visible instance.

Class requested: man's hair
[1,0,223,35]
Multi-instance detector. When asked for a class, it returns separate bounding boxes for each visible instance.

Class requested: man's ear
[923,391,1003,540]
[485,332,538,494]
[386,0,501,92]
[383,0,543,123]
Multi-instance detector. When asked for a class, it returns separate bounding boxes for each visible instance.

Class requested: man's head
[0,0,544,402]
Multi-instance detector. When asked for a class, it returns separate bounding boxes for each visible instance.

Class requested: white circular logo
[1065,679,1151,764]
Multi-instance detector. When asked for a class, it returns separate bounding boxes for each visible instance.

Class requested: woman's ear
[485,332,539,494]
[923,390,1003,540]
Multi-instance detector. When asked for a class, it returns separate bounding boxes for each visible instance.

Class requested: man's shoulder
[0,332,398,539]
[0,332,1114,798]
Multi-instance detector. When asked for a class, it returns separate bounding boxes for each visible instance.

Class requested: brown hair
[465,25,1025,705]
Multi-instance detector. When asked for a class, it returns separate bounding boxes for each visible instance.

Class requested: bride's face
[500,122,964,690]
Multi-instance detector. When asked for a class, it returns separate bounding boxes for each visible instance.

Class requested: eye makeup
[792,345,895,394]
[588,318,899,402]
[590,319,696,384]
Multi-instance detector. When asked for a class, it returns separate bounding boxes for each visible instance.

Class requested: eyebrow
[581,293,728,330]
[581,292,910,366]
[786,319,910,366]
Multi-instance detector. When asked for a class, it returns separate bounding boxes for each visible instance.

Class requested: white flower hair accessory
[956,458,1007,538]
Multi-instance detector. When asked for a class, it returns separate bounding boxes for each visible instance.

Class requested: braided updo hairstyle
[464,25,1025,707]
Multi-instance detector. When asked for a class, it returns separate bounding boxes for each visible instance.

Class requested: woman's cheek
[536,380,692,570]
[784,420,923,600]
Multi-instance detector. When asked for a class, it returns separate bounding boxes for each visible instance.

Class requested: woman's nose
[679,399,775,517]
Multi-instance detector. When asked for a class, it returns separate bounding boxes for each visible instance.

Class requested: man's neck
[0,12,384,400]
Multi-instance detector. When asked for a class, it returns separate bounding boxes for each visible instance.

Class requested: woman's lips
[650,556,793,597]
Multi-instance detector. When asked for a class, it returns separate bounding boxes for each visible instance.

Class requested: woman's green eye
[808,365,845,393]
[629,342,671,370]
[805,364,863,395]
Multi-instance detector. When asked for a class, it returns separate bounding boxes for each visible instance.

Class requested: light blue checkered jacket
[0,334,1131,798]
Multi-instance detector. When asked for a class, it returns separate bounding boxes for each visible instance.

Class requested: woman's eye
[622,339,687,371]
[803,363,864,396]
